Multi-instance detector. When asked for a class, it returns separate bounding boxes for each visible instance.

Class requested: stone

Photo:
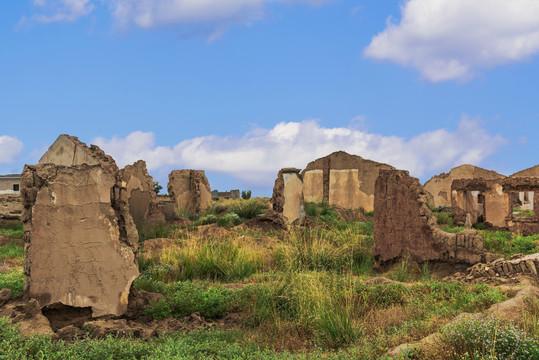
[0,288,11,307]
[120,160,164,224]
[168,170,212,215]
[21,163,139,317]
[424,164,505,208]
[270,168,304,226]
[373,170,484,266]
[301,151,394,212]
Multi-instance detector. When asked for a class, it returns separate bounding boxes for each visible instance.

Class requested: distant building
[211,189,241,200]
[0,174,21,194]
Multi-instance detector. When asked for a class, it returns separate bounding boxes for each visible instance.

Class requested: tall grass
[0,222,23,239]
[139,238,266,282]
[198,199,268,227]
[481,230,539,257]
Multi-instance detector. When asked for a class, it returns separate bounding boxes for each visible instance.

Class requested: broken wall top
[39,134,119,174]
[510,165,539,178]
[301,151,395,197]
[167,169,212,215]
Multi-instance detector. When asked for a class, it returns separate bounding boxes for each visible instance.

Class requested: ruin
[168,170,212,215]
[270,168,305,226]
[424,165,505,208]
[39,134,119,174]
[451,177,538,234]
[511,164,539,178]
[21,163,139,317]
[120,160,164,224]
[374,170,484,266]
[301,151,394,212]
[211,189,240,200]
[0,194,22,220]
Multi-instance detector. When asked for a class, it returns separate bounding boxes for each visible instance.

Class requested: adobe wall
[120,160,164,224]
[503,177,539,235]
[39,134,119,174]
[374,170,484,266]
[0,194,22,220]
[270,168,304,226]
[451,179,509,228]
[511,165,539,178]
[21,163,139,317]
[301,151,394,211]
[424,164,505,208]
[167,170,212,215]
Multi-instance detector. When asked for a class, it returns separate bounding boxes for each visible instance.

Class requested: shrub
[241,190,252,200]
[440,317,539,359]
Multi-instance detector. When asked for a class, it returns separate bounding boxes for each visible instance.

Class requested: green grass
[0,222,23,239]
[0,242,24,265]
[198,199,268,228]
[135,280,242,320]
[481,230,539,258]
[0,269,24,297]
[136,222,177,242]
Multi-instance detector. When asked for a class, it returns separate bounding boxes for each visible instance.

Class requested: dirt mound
[241,212,287,232]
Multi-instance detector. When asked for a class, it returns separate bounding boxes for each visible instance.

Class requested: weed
[0,222,23,239]
[0,242,23,264]
[0,269,24,296]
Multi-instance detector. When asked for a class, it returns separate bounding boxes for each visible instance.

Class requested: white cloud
[93,117,506,187]
[28,0,94,23]
[25,0,332,36]
[0,136,24,165]
[364,0,539,82]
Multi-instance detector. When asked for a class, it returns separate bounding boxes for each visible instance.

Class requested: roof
[0,174,21,179]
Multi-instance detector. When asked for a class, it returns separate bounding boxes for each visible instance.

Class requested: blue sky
[1,0,538,195]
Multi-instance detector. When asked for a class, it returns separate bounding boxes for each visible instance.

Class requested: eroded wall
[21,164,139,317]
[374,170,484,266]
[301,151,394,211]
[168,170,212,215]
[270,168,304,226]
[0,194,22,220]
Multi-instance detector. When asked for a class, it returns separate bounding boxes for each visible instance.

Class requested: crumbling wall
[39,134,119,174]
[270,168,305,226]
[374,170,484,266]
[211,190,240,200]
[21,164,139,317]
[120,160,164,224]
[503,177,539,235]
[301,151,394,211]
[451,178,509,228]
[424,165,505,208]
[167,170,212,215]
[0,194,22,220]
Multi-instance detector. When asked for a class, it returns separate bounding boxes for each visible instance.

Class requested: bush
[241,190,252,200]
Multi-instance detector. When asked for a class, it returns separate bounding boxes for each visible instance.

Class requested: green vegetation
[481,230,539,258]
[136,222,177,242]
[241,190,252,200]
[439,317,539,359]
[0,222,23,239]
[197,198,267,227]
[0,269,24,297]
[152,181,163,195]
[513,208,535,218]
[0,242,23,265]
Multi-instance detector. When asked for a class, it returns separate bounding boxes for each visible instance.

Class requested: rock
[54,325,87,342]
[0,288,11,307]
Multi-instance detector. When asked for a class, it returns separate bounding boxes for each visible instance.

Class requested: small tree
[241,190,252,200]
[153,181,163,195]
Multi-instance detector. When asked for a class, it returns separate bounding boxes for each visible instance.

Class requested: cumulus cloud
[93,117,506,187]
[364,0,539,82]
[25,0,332,37]
[0,136,24,165]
